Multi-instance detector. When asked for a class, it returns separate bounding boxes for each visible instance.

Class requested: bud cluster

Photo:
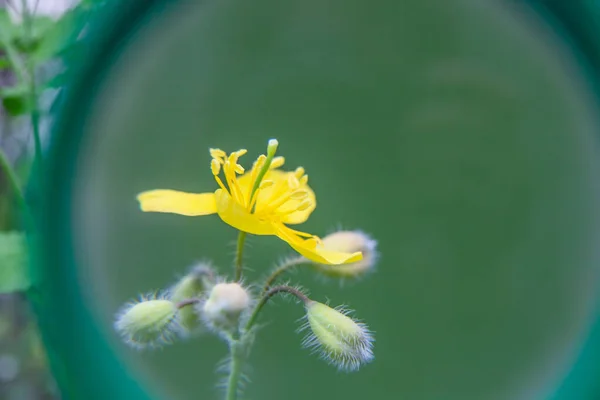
[114,263,254,347]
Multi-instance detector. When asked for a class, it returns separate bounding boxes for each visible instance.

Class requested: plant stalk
[0,148,28,212]
[244,285,309,331]
[261,256,307,293]
[225,340,244,400]
[234,231,246,281]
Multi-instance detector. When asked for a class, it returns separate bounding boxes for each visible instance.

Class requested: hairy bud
[302,301,374,371]
[114,294,179,349]
[201,282,251,333]
[313,230,378,278]
[171,263,215,333]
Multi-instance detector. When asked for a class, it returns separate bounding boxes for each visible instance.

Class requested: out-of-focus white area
[7,0,77,20]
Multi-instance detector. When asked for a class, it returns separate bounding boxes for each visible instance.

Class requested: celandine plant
[114,139,379,400]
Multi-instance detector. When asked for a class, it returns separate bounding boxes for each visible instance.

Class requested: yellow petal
[237,169,316,224]
[137,190,217,216]
[214,189,276,235]
[275,225,362,265]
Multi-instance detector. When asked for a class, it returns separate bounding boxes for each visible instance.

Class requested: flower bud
[114,295,179,349]
[313,230,378,278]
[171,263,214,333]
[201,283,251,333]
[303,301,374,371]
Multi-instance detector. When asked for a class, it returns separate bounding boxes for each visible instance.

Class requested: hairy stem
[261,257,308,293]
[234,231,246,281]
[244,285,309,331]
[225,340,245,400]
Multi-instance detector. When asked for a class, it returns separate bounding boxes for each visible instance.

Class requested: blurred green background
[0,0,596,399]
[48,0,600,399]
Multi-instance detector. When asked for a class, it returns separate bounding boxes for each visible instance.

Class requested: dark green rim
[34,1,600,399]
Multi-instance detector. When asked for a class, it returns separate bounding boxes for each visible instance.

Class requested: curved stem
[234,231,246,281]
[175,298,199,309]
[244,285,309,331]
[261,257,308,293]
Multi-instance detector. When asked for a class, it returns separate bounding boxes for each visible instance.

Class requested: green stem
[28,69,43,175]
[175,298,199,309]
[261,257,308,293]
[20,0,44,176]
[234,231,246,281]
[0,2,44,180]
[0,148,28,212]
[244,285,309,332]
[225,340,245,400]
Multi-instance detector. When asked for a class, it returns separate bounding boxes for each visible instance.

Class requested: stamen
[300,175,308,185]
[290,190,308,200]
[270,156,285,170]
[224,161,245,204]
[253,155,267,173]
[246,155,267,203]
[279,198,313,215]
[266,189,308,211]
[210,148,226,162]
[211,159,221,176]
[235,164,245,174]
[214,175,229,194]
[249,188,261,211]
[294,167,305,179]
[260,180,274,189]
[296,199,312,211]
[234,149,248,157]
[287,175,300,190]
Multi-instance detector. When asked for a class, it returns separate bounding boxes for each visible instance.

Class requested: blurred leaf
[0,231,30,293]
[30,12,79,63]
[1,85,32,116]
[0,56,9,69]
[0,9,20,42]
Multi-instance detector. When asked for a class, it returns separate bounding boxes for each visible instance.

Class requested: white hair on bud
[198,281,253,336]
[114,291,181,350]
[299,302,374,372]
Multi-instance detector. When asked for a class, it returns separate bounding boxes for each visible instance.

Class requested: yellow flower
[137,140,362,265]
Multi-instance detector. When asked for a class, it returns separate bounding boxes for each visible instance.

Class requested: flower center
[209,146,316,222]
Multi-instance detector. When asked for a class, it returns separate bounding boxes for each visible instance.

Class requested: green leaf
[1,85,33,116]
[29,13,76,62]
[0,9,19,42]
[0,231,30,293]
